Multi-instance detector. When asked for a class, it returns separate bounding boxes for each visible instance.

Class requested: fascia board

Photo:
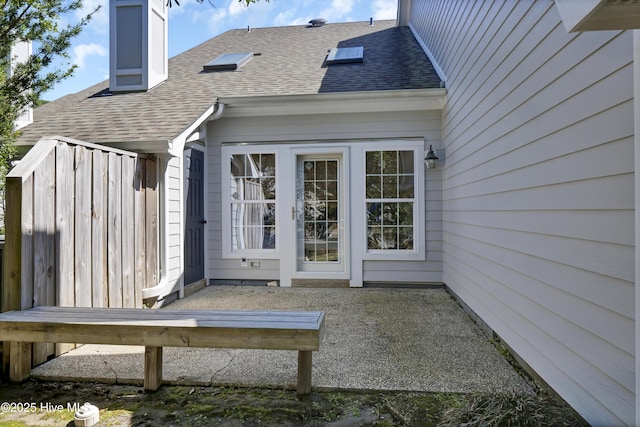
[97,140,171,154]
[218,89,446,118]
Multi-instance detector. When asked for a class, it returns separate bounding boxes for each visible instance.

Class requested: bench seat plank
[5,306,323,324]
[0,307,325,351]
[0,306,325,396]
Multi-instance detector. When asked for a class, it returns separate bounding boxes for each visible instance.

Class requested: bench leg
[144,346,163,391]
[297,351,312,397]
[8,342,31,382]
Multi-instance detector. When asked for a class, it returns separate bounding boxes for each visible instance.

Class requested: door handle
[201,219,207,224]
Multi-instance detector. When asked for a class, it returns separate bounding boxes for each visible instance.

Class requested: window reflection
[365,150,415,251]
[230,153,276,250]
[301,160,340,262]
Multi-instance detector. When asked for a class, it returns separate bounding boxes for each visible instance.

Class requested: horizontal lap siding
[409,1,634,425]
[365,162,442,283]
[166,156,183,293]
[207,110,442,283]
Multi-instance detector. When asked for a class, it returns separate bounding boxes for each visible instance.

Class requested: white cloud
[168,0,195,17]
[372,0,397,20]
[77,0,109,34]
[206,7,229,34]
[273,10,295,26]
[228,0,247,16]
[319,0,355,21]
[288,15,313,26]
[333,0,355,16]
[73,43,107,69]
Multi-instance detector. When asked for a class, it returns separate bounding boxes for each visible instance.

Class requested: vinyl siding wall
[408,1,634,425]
[165,155,183,294]
[206,110,443,284]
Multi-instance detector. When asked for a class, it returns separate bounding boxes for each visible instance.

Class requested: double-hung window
[222,147,278,257]
[363,141,424,259]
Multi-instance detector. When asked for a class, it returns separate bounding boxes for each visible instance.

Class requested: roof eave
[93,139,171,154]
[103,103,218,156]
[218,89,447,118]
[14,134,171,155]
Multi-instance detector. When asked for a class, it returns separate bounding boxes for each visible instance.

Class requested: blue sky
[43,0,398,101]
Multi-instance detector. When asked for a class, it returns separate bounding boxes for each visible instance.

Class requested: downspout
[210,102,225,121]
[142,156,169,303]
[634,30,640,427]
[141,102,226,303]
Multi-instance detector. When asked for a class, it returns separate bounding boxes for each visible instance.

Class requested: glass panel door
[295,155,344,273]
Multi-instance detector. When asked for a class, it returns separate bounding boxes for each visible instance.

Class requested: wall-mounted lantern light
[424,145,439,169]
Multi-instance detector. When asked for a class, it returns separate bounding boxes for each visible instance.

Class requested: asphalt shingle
[18,20,441,146]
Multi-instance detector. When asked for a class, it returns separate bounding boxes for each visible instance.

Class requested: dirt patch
[0,380,582,426]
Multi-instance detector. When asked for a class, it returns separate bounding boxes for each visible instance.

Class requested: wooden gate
[1,136,158,370]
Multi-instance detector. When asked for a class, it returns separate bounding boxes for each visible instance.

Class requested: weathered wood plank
[23,306,324,322]
[0,321,323,351]
[2,178,23,313]
[5,138,58,182]
[0,309,323,326]
[74,146,92,307]
[55,144,76,356]
[32,151,56,364]
[2,175,34,313]
[19,175,34,313]
[144,346,162,390]
[2,137,153,376]
[55,144,75,308]
[121,156,135,308]
[107,153,123,308]
[8,342,31,382]
[134,159,146,308]
[92,152,108,308]
[2,174,28,374]
[145,158,158,289]
[297,351,312,397]
[8,313,324,328]
[1,307,324,395]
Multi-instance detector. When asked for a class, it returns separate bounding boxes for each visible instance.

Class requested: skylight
[326,47,364,65]
[203,52,253,72]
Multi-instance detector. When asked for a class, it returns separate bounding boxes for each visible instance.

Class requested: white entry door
[287,148,350,283]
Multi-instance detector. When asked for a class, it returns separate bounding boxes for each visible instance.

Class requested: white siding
[409,1,634,425]
[165,155,183,293]
[206,110,443,284]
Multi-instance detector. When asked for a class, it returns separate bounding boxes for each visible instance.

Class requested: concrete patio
[32,286,533,394]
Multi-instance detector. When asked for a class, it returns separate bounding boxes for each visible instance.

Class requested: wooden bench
[0,306,325,396]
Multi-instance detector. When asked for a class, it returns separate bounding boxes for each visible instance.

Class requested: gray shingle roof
[18,20,441,146]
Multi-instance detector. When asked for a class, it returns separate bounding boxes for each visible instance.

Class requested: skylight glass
[326,47,364,65]
[203,52,253,72]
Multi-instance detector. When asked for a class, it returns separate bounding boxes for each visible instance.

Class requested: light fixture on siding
[424,145,439,169]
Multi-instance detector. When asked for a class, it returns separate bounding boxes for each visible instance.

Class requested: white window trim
[286,145,351,280]
[360,140,425,261]
[221,139,425,263]
[221,145,281,259]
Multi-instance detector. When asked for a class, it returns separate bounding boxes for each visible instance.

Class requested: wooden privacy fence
[2,135,158,369]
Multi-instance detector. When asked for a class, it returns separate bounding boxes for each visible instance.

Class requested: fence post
[2,176,23,376]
